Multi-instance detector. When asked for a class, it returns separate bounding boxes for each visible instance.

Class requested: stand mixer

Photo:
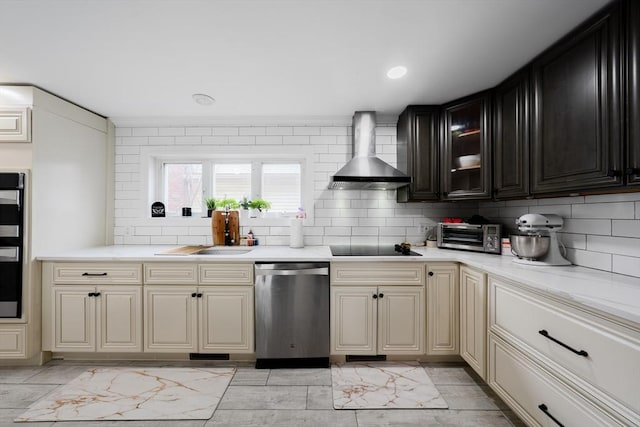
[511,213,571,266]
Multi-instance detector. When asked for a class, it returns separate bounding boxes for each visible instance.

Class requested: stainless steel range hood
[329,111,411,190]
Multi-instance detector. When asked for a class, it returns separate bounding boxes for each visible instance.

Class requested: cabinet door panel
[441,93,492,200]
[331,287,377,355]
[628,0,640,185]
[426,263,459,355]
[378,286,424,354]
[532,4,622,193]
[97,286,142,352]
[397,106,440,202]
[460,267,487,379]
[144,286,198,352]
[199,287,254,353]
[53,286,95,351]
[494,71,530,199]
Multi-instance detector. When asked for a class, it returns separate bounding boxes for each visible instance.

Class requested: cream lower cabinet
[460,265,487,379]
[52,285,142,352]
[143,263,254,354]
[330,262,425,355]
[42,262,143,353]
[488,275,640,426]
[426,263,459,355]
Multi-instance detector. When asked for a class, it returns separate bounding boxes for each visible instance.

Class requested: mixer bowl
[510,235,550,259]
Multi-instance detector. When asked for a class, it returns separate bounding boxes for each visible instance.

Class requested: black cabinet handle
[428,271,434,277]
[538,404,564,427]
[94,292,101,297]
[538,330,588,357]
[378,293,384,298]
[607,169,622,178]
[197,293,203,298]
[82,272,108,277]
[87,292,95,297]
[372,294,378,299]
[626,167,640,175]
[191,292,197,298]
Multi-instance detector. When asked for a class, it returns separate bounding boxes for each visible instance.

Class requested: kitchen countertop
[37,245,640,328]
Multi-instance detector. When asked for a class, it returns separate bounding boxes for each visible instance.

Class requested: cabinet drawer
[144,263,197,284]
[489,276,640,415]
[488,334,625,427]
[0,325,26,358]
[52,263,142,284]
[331,262,425,286]
[199,263,253,285]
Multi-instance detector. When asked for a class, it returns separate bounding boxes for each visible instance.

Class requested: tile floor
[0,360,525,426]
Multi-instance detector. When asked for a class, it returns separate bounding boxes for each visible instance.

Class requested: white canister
[289,218,304,248]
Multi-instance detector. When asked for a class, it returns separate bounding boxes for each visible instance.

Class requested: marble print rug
[15,367,235,422]
[331,362,448,409]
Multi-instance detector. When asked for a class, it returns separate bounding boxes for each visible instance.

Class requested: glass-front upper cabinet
[441,92,492,200]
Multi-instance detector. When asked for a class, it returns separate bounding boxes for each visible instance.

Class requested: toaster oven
[436,222,501,254]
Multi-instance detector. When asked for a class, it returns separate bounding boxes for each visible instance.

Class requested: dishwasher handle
[255,266,329,276]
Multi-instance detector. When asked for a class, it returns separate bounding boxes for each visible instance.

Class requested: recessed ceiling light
[192,93,215,106]
[386,66,407,79]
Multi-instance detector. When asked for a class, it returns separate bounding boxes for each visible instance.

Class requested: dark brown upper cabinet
[397,106,440,202]
[627,0,640,186]
[493,70,530,199]
[531,2,623,195]
[441,92,492,200]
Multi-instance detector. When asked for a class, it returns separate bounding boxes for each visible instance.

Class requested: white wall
[112,123,477,247]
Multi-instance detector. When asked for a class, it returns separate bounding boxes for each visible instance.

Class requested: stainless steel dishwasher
[255,262,329,368]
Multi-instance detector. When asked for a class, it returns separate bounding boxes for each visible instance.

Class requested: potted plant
[204,197,217,217]
[218,197,239,210]
[239,196,251,220]
[249,198,271,217]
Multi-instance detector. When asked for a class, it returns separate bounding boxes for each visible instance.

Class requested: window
[162,163,203,216]
[158,159,303,217]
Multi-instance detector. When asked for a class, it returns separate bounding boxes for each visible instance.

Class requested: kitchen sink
[191,248,254,255]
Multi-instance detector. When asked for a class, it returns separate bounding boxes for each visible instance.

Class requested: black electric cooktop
[330,245,422,257]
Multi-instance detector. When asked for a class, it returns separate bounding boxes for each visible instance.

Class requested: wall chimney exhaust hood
[329,111,411,190]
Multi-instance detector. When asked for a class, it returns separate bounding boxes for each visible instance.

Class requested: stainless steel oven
[437,222,501,254]
[0,172,25,318]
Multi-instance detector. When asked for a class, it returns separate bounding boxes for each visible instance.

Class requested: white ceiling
[0,0,610,124]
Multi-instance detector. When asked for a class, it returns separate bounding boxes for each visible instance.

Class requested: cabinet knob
[372,294,378,299]
[197,293,203,298]
[87,292,94,297]
[378,293,384,298]
[191,292,197,298]
[625,167,640,176]
[607,169,622,178]
[428,271,434,277]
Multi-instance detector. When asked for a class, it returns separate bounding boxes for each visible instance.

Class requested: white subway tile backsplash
[562,218,611,235]
[266,127,293,136]
[565,248,612,272]
[537,195,584,205]
[213,127,239,136]
[186,127,212,136]
[239,127,266,136]
[612,220,640,238]
[572,202,635,219]
[132,128,159,137]
[612,254,640,277]
[202,136,229,145]
[158,127,185,136]
[587,235,640,257]
[113,123,640,279]
[293,126,320,136]
[229,136,255,145]
[558,233,586,250]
